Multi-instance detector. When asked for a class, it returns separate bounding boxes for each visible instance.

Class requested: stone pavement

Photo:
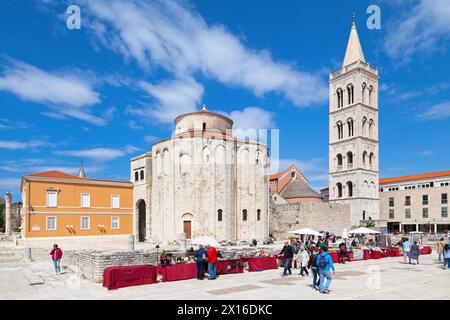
[1,252,449,300]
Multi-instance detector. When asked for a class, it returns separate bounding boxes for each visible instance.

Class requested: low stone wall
[63,246,282,283]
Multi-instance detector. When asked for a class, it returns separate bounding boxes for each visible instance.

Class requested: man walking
[308,246,320,290]
[194,245,206,280]
[279,240,293,276]
[437,238,446,261]
[50,244,63,275]
[291,239,300,269]
[207,245,218,280]
[316,246,335,294]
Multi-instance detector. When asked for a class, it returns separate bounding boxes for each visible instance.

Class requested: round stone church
[131,107,269,244]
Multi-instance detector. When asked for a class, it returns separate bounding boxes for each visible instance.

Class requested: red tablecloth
[247,256,278,272]
[420,246,432,255]
[157,263,198,282]
[276,255,297,268]
[216,259,244,275]
[103,265,157,290]
[363,250,371,260]
[393,247,401,257]
[329,251,339,263]
[371,250,382,259]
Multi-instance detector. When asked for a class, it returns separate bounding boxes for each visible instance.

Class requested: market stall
[157,262,198,282]
[245,256,278,272]
[103,265,158,290]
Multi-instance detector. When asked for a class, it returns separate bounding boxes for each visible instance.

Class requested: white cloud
[83,0,327,120]
[0,140,48,150]
[384,0,450,62]
[130,77,204,123]
[418,101,450,120]
[53,145,141,161]
[0,59,105,125]
[0,178,21,194]
[222,107,275,142]
[0,158,104,175]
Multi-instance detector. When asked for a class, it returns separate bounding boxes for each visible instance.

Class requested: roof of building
[173,107,233,126]
[380,170,450,184]
[343,17,365,67]
[279,178,322,199]
[23,170,132,184]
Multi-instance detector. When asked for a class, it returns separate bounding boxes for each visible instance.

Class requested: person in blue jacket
[316,246,336,294]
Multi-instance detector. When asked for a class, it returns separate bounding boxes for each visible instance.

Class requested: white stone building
[328,18,380,227]
[131,107,269,243]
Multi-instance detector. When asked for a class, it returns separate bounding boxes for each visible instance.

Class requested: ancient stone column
[5,192,11,235]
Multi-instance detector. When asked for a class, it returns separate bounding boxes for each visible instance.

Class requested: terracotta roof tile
[380,170,450,184]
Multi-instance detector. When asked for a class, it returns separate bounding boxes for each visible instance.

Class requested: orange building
[20,170,133,240]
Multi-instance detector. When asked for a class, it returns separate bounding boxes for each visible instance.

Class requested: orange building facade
[21,171,133,239]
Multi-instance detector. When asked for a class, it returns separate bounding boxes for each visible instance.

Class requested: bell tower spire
[343,13,365,67]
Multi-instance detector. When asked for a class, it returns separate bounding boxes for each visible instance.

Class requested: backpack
[318,254,328,269]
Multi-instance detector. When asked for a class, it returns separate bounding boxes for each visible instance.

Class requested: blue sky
[1,0,450,200]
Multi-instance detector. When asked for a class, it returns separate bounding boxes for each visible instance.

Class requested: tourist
[402,238,411,264]
[291,239,300,268]
[316,246,335,294]
[279,240,293,276]
[308,246,320,290]
[438,238,446,261]
[50,244,63,275]
[443,244,450,269]
[338,242,347,264]
[410,241,420,265]
[298,245,310,277]
[194,245,206,280]
[207,245,218,280]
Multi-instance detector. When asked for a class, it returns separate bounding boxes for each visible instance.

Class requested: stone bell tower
[328,15,380,227]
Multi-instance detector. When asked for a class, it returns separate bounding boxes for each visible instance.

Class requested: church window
[347,152,353,167]
[346,181,353,197]
[243,209,247,221]
[140,170,144,180]
[218,209,223,221]
[336,183,343,198]
[369,119,374,138]
[362,151,367,165]
[336,88,343,108]
[134,171,139,181]
[362,117,367,136]
[368,85,373,106]
[362,83,367,104]
[336,121,343,139]
[369,152,374,166]
[347,84,354,105]
[347,118,354,136]
[257,209,261,221]
[202,122,206,130]
[337,154,343,169]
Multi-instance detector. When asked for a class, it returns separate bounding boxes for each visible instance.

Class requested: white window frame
[81,193,91,208]
[46,216,57,231]
[111,216,120,230]
[111,194,120,209]
[46,191,58,208]
[80,216,90,230]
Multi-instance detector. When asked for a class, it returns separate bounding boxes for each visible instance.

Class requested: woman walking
[298,245,310,278]
[50,244,63,275]
[443,244,450,269]
[409,241,420,265]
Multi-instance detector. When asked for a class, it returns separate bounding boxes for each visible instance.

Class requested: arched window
[336,121,343,140]
[347,84,354,105]
[218,209,223,222]
[140,170,144,180]
[134,171,139,181]
[202,122,206,130]
[369,119,374,138]
[369,152,375,166]
[347,151,353,167]
[257,209,261,221]
[346,181,353,197]
[336,183,343,198]
[362,117,367,136]
[362,83,367,104]
[368,85,373,106]
[347,118,354,137]
[336,88,343,108]
[243,209,247,221]
[362,151,368,166]
[337,154,343,168]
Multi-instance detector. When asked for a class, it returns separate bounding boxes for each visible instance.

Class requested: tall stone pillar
[5,192,12,235]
